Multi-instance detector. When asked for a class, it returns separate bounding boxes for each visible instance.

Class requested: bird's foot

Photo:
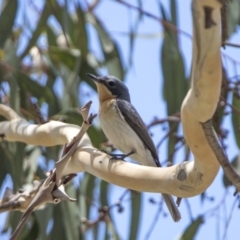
[109,151,135,161]
[100,149,135,162]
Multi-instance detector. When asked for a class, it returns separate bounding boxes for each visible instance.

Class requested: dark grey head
[86,73,130,102]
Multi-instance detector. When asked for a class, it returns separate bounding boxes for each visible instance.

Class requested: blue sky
[1,0,240,239]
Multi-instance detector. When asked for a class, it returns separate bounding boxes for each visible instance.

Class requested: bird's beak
[86,73,103,84]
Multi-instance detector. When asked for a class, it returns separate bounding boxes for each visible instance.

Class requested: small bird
[87,73,181,222]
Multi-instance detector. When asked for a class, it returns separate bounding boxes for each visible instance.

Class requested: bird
[86,73,181,222]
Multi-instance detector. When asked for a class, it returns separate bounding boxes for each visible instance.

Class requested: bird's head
[86,74,130,103]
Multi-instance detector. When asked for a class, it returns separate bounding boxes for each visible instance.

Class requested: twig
[55,101,97,185]
[220,96,240,116]
[9,174,76,240]
[32,102,47,124]
[205,190,228,218]
[222,196,238,240]
[144,199,163,240]
[83,189,131,230]
[116,0,191,38]
[201,120,240,192]
[184,198,194,221]
[147,115,180,129]
[224,42,240,48]
[48,1,70,47]
[88,0,102,12]
[7,101,96,239]
[156,121,179,149]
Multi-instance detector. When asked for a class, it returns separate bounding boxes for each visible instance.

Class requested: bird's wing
[116,99,161,167]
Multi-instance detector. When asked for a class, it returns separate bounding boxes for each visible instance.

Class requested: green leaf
[3,211,22,236]
[35,206,53,240]
[88,126,105,148]
[49,185,81,239]
[160,4,187,115]
[3,40,21,111]
[160,3,188,163]
[128,191,142,240]
[23,147,41,183]
[0,0,18,48]
[60,184,81,240]
[227,0,240,37]
[106,219,121,240]
[87,14,124,80]
[52,109,82,125]
[79,59,99,91]
[223,154,240,187]
[45,73,62,116]
[231,92,240,148]
[213,68,229,130]
[170,0,177,27]
[180,216,204,240]
[8,73,20,114]
[22,215,39,240]
[46,24,58,47]
[78,173,96,220]
[13,142,26,190]
[127,0,143,68]
[100,180,109,207]
[20,3,51,59]
[49,205,67,240]
[48,0,72,40]
[74,3,88,57]
[13,70,54,104]
[3,39,20,69]
[48,46,81,70]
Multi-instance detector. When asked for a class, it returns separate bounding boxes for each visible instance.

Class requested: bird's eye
[107,81,115,87]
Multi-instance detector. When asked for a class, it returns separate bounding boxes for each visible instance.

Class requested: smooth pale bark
[0,0,222,201]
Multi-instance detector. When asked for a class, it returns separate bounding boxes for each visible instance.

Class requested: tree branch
[0,0,228,230]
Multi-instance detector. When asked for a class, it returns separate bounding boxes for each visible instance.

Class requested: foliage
[0,0,240,239]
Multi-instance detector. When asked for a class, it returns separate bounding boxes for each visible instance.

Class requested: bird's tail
[162,194,181,222]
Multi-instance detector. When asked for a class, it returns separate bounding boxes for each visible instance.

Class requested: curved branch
[0,0,223,213]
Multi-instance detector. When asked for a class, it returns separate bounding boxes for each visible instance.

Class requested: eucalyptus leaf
[49,205,67,240]
[100,180,109,207]
[20,3,51,59]
[180,216,204,240]
[74,3,88,57]
[0,0,18,48]
[22,215,39,240]
[227,0,240,37]
[231,92,240,148]
[160,2,188,163]
[24,147,41,183]
[223,153,240,187]
[128,191,142,240]
[87,14,124,80]
[48,46,81,70]
[13,71,54,104]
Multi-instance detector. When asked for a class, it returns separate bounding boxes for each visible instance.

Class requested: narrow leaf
[227,0,240,37]
[223,153,240,187]
[74,3,88,57]
[231,92,240,148]
[20,3,51,59]
[22,215,39,240]
[180,216,204,240]
[13,71,54,104]
[159,3,188,163]
[0,0,18,48]
[100,180,109,207]
[128,191,142,240]
[87,14,124,80]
